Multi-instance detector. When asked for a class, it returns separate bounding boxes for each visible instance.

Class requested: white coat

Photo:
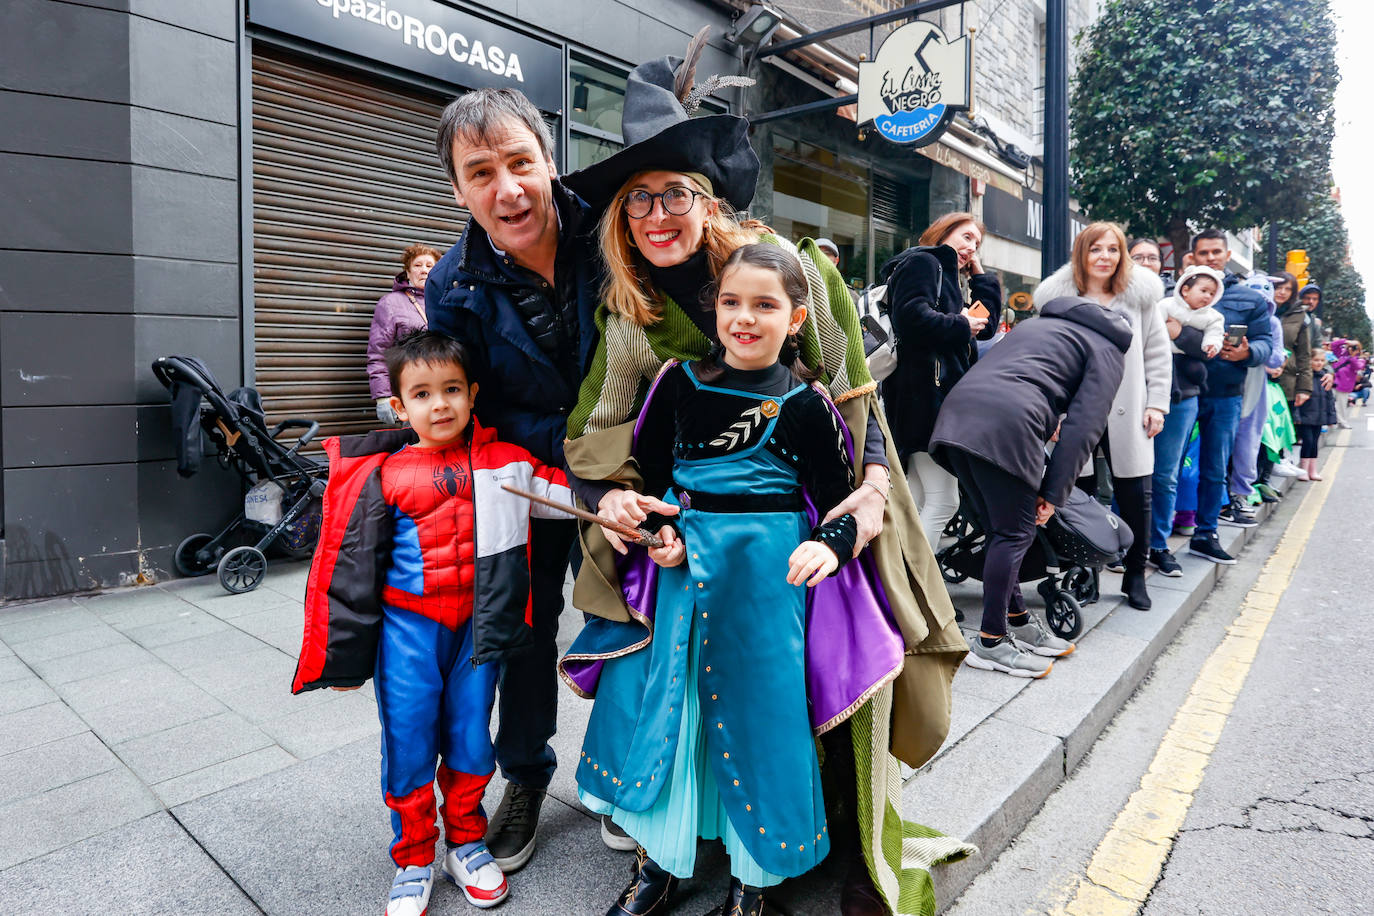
[1033,263,1171,479]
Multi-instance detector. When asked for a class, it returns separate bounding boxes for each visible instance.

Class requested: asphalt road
[947,418,1373,915]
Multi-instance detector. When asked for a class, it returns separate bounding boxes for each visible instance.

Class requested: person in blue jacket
[424,87,604,871]
[1184,229,1274,565]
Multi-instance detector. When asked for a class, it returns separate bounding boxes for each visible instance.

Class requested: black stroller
[152,355,327,594]
[937,484,1133,641]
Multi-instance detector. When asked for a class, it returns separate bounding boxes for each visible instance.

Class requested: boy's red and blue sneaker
[443,841,509,908]
[386,865,433,916]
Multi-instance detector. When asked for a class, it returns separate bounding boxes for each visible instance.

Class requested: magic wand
[500,484,665,548]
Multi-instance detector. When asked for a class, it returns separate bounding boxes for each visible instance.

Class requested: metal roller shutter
[251,47,467,441]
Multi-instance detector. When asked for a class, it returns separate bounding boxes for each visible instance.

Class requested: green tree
[1272,190,1370,347]
[1070,0,1339,268]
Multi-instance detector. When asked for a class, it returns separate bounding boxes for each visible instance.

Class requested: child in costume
[292,331,577,915]
[561,245,900,916]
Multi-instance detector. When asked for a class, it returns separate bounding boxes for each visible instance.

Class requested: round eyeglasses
[1131,253,1162,265]
[623,187,706,219]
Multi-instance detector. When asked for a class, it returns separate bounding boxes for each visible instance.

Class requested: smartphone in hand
[1225,324,1247,348]
[967,301,990,321]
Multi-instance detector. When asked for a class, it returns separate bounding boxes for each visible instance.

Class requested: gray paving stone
[0,673,58,716]
[997,627,1151,771]
[149,625,267,670]
[193,587,299,621]
[152,744,297,808]
[77,588,197,629]
[174,736,639,916]
[183,644,296,695]
[928,688,1004,763]
[54,661,189,714]
[156,576,237,603]
[120,608,231,648]
[0,812,261,914]
[907,716,1064,909]
[0,654,32,683]
[0,597,85,627]
[0,765,160,870]
[230,603,306,639]
[114,710,272,784]
[257,624,305,655]
[259,690,379,758]
[220,672,338,723]
[0,731,120,807]
[0,701,87,757]
[28,640,158,685]
[0,642,12,658]
[950,663,1032,706]
[0,606,103,645]
[8,621,129,663]
[82,689,228,746]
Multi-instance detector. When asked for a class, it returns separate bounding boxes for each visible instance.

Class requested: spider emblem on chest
[433,462,468,498]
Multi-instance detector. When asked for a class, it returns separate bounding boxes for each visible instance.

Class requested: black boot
[1121,571,1152,610]
[840,851,886,916]
[607,846,677,916]
[703,877,768,916]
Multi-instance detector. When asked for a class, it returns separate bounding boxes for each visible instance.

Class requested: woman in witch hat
[556,28,974,916]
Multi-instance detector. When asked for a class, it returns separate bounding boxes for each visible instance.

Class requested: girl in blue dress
[565,244,862,916]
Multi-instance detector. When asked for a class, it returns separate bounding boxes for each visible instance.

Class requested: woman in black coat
[882,212,1001,550]
[929,296,1132,678]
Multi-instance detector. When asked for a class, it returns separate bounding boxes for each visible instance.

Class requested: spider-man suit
[293,421,572,867]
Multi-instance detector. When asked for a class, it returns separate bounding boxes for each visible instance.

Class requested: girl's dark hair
[696,244,821,383]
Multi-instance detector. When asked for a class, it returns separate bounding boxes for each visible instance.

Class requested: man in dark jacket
[425,88,603,871]
[1184,229,1274,564]
[930,296,1131,678]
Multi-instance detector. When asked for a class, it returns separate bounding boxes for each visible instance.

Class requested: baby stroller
[937,485,1132,640]
[152,355,327,594]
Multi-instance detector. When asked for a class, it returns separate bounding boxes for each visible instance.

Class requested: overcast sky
[1331,0,1371,308]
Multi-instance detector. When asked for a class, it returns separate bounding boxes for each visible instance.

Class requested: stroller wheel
[1062,566,1096,604]
[1045,591,1084,641]
[939,555,969,584]
[174,533,219,577]
[218,546,267,594]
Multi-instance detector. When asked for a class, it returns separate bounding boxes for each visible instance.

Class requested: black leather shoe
[608,847,678,916]
[1121,571,1152,610]
[840,856,886,916]
[702,877,768,916]
[484,782,543,872]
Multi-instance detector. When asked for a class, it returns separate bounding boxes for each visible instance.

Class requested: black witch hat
[562,28,760,214]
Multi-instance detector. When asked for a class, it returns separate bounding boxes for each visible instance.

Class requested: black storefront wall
[1,0,738,599]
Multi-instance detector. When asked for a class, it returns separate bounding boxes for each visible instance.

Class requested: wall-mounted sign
[983,185,1089,250]
[247,0,564,112]
[856,20,970,147]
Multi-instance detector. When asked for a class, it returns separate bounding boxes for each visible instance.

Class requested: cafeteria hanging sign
[857,20,970,147]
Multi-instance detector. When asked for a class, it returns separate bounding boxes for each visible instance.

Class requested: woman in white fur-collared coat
[1033,222,1169,610]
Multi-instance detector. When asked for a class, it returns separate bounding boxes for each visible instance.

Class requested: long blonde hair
[597,171,759,326]
[1072,221,1132,297]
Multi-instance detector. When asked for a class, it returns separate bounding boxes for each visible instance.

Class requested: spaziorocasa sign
[248,0,564,112]
[856,20,971,147]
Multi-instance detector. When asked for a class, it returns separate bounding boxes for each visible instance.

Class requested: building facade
[2,0,1095,599]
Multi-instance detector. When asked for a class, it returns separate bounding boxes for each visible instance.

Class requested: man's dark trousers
[494,517,576,789]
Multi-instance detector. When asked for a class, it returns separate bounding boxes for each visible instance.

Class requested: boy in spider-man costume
[293,332,576,914]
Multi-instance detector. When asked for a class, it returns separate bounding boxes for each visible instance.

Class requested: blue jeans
[1195,395,1244,536]
[1150,396,1199,551]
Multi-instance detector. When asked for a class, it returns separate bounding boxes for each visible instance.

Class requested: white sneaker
[385,866,433,916]
[1271,461,1301,478]
[443,842,510,908]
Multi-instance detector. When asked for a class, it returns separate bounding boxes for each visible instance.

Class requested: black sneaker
[485,782,544,873]
[1148,548,1183,577]
[1218,502,1258,529]
[1189,533,1236,565]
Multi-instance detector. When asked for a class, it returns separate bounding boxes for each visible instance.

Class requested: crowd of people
[311,32,1361,916]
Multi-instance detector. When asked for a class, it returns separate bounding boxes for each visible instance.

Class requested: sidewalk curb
[906,478,1293,911]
